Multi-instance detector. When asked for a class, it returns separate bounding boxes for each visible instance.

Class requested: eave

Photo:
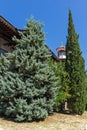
[0,16,19,45]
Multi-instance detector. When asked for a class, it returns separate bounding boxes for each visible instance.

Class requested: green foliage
[50,61,70,112]
[65,10,86,114]
[85,71,87,87]
[0,18,57,122]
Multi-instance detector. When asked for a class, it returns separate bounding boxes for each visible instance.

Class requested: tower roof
[56,46,66,52]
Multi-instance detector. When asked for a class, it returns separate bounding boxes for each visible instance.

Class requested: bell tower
[56,44,66,61]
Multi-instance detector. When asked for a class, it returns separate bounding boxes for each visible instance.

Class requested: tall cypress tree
[0,18,57,121]
[65,10,86,114]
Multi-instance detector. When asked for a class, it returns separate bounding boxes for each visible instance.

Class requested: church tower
[56,45,66,61]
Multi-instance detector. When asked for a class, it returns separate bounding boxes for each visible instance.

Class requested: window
[59,52,66,58]
[0,48,8,56]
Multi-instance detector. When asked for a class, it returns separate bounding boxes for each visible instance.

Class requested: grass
[0,112,87,130]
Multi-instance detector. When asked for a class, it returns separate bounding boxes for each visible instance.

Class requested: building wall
[0,37,13,52]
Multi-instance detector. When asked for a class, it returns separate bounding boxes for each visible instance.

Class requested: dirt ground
[0,112,87,130]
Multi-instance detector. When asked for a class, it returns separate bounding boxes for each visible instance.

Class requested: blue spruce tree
[0,18,57,122]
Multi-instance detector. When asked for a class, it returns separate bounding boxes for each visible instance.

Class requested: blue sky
[0,0,87,69]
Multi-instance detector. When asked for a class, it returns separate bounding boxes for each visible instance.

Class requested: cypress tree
[0,18,57,121]
[65,10,86,114]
